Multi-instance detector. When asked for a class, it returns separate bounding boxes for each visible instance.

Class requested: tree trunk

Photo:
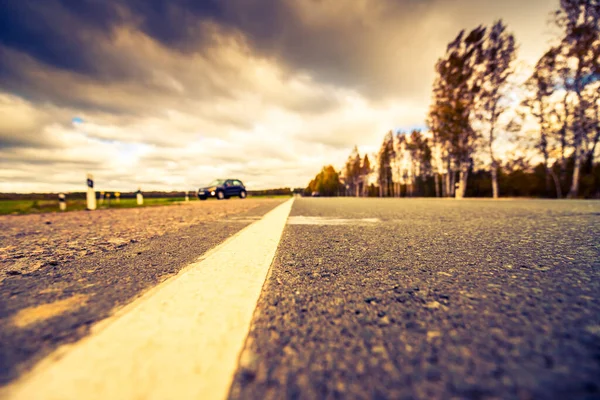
[538,113,551,197]
[568,143,583,198]
[560,154,567,197]
[434,173,440,197]
[457,162,469,199]
[442,173,448,197]
[449,170,456,197]
[583,84,600,174]
[585,125,599,174]
[489,106,499,200]
[491,162,499,199]
[446,158,453,197]
[543,154,551,197]
[550,169,562,199]
[560,92,569,190]
[569,88,586,199]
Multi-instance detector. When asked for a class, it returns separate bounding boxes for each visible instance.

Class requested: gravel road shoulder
[0,198,286,384]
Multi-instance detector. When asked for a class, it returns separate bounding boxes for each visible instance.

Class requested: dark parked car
[197,179,247,200]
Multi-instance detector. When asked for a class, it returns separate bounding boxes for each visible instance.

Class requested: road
[229,198,600,400]
[1,198,599,399]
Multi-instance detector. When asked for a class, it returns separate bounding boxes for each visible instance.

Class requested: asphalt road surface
[1,197,599,400]
[229,198,600,400]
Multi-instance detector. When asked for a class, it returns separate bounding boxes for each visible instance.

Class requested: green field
[0,197,187,215]
[0,194,292,215]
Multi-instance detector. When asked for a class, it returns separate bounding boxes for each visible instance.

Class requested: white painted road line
[4,199,294,400]
[287,216,381,225]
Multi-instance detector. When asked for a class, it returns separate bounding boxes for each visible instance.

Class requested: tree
[522,1,600,198]
[522,47,560,197]
[404,130,433,196]
[361,154,372,197]
[377,131,395,197]
[306,166,342,196]
[427,115,447,197]
[406,130,421,196]
[584,90,600,171]
[421,138,433,187]
[554,0,600,197]
[475,20,517,199]
[344,146,362,196]
[393,133,407,197]
[429,26,487,198]
[552,55,575,196]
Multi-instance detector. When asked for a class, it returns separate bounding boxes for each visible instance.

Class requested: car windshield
[207,179,225,186]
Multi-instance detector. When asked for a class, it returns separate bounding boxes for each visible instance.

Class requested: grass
[0,197,186,215]
[0,194,292,215]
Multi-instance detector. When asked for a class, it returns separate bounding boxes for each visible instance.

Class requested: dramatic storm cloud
[1,0,557,192]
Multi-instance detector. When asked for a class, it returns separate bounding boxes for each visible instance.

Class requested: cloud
[0,0,559,192]
[1,0,558,100]
[0,93,74,149]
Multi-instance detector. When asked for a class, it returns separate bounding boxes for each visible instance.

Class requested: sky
[0,0,559,192]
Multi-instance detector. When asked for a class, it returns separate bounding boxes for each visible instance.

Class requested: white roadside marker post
[455,182,462,199]
[86,174,96,211]
[58,193,66,211]
[136,188,144,206]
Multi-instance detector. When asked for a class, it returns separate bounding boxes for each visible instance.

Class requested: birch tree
[429,26,486,198]
[522,48,559,197]
[554,0,600,197]
[476,20,516,199]
[377,131,395,197]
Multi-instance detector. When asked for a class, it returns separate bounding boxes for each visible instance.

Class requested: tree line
[306,0,600,199]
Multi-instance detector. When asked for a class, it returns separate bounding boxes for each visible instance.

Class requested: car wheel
[239,190,247,199]
[199,196,207,201]
[216,190,225,200]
